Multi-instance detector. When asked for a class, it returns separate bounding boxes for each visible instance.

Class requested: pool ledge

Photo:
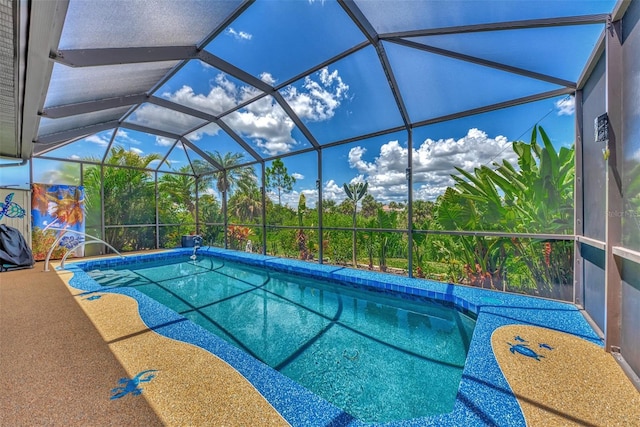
[66,248,607,427]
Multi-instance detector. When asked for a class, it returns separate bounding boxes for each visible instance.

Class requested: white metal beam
[384,14,610,38]
[50,46,198,67]
[41,93,148,118]
[412,87,575,129]
[388,38,576,88]
[34,120,118,145]
[20,0,69,158]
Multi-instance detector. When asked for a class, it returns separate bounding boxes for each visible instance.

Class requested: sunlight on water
[91,256,476,423]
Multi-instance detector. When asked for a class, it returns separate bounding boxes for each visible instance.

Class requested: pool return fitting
[190,235,203,262]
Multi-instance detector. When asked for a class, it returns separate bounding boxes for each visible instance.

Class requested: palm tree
[193,151,257,247]
[159,167,197,220]
[49,187,85,228]
[31,184,49,216]
[228,184,262,223]
[83,145,163,251]
[194,151,256,194]
[343,181,368,267]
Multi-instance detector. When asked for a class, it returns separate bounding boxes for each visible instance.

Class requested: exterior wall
[578,1,640,379]
[581,56,607,242]
[580,56,607,332]
[620,0,640,378]
[581,244,606,331]
[0,188,31,247]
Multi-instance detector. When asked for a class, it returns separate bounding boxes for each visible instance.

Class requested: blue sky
[33,0,615,208]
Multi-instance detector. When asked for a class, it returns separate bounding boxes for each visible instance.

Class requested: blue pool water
[87,255,476,423]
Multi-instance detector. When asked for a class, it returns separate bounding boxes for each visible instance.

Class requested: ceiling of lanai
[1,0,618,175]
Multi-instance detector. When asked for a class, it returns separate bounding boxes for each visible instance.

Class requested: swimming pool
[85,255,476,423]
[66,247,603,426]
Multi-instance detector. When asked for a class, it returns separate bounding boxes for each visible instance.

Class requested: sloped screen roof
[32,0,615,175]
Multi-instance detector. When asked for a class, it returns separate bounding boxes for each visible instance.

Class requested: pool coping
[64,248,603,427]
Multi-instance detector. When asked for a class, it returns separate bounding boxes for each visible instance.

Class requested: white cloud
[158,67,348,156]
[347,128,517,203]
[301,188,318,200]
[225,106,298,156]
[348,140,408,204]
[84,134,109,146]
[272,190,296,208]
[556,96,575,116]
[321,179,344,203]
[226,28,252,41]
[284,67,349,122]
[267,187,318,210]
[348,146,376,175]
[131,103,203,134]
[292,172,305,180]
[260,72,277,86]
[187,122,222,142]
[164,78,243,116]
[110,129,144,153]
[347,174,367,185]
[156,136,176,147]
[115,129,139,145]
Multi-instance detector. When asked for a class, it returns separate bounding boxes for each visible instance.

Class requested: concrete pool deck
[492,324,639,426]
[62,284,289,426]
[2,248,639,426]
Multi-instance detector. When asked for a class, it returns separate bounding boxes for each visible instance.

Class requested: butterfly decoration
[0,193,26,220]
[59,234,84,249]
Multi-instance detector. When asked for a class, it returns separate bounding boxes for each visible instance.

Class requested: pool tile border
[66,248,602,427]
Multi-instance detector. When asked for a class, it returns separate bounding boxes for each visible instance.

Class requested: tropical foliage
[193,150,260,248]
[343,181,368,267]
[266,158,295,205]
[61,126,575,300]
[623,161,640,249]
[435,126,574,297]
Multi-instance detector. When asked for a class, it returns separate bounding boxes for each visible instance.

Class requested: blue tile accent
[65,249,603,427]
[110,369,158,400]
[507,342,545,361]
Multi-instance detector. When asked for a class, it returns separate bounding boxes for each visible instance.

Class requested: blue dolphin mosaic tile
[506,335,554,361]
[65,248,603,427]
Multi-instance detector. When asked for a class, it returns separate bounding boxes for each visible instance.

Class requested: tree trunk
[352,210,357,267]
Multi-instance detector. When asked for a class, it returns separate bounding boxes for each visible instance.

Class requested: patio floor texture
[0,262,287,427]
[0,264,163,426]
[1,260,639,426]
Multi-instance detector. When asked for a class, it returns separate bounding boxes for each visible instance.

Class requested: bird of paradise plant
[436,126,574,296]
